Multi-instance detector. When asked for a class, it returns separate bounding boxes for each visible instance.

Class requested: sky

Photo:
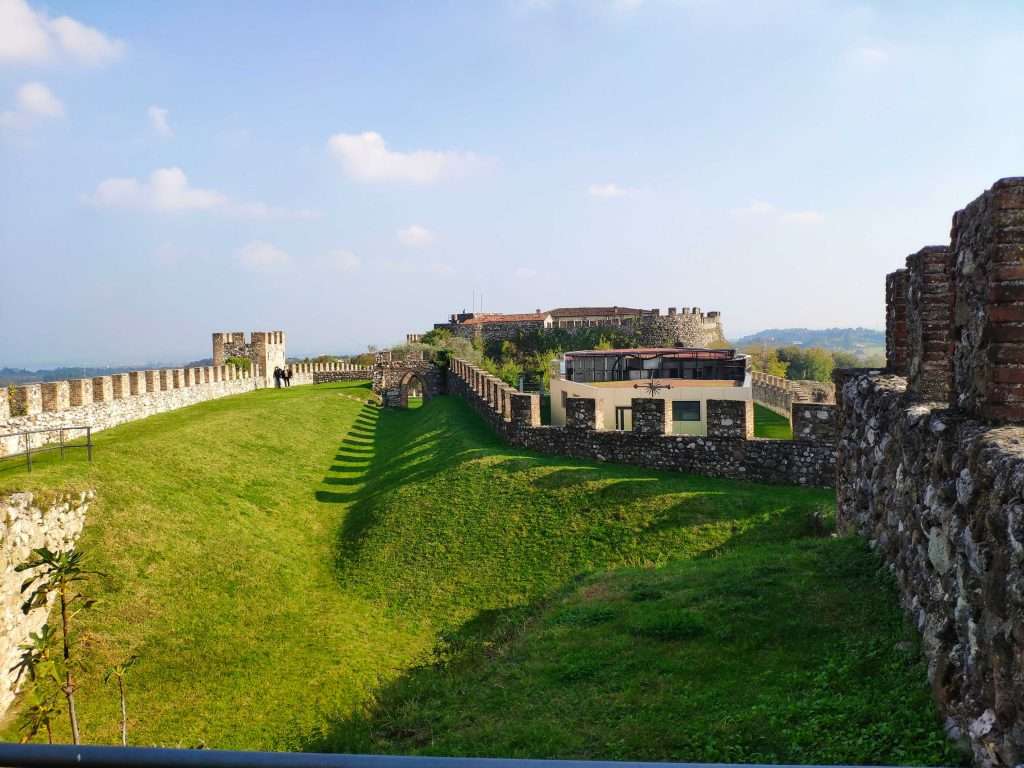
[2,0,1024,367]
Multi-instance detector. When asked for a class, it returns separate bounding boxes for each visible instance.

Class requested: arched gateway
[372,351,444,407]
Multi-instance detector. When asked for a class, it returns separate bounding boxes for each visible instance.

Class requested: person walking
[273,366,282,388]
[285,367,293,387]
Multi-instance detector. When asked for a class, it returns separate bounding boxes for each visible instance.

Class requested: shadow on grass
[301,532,958,766]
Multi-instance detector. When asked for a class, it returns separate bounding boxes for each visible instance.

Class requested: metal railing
[0,425,94,472]
[0,744,925,768]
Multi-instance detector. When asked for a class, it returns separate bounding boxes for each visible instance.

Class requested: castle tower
[212,332,247,366]
[250,331,287,379]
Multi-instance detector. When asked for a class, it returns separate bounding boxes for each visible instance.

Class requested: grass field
[754,403,794,439]
[0,383,959,764]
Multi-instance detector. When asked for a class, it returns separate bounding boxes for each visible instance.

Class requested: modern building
[549,347,751,435]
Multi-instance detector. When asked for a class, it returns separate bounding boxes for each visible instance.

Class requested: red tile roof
[459,312,548,325]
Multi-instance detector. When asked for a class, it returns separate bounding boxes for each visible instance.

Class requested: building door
[615,406,632,431]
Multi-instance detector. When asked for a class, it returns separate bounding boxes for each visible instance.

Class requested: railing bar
[0,745,936,768]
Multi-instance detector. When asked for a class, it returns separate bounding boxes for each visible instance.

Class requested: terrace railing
[0,424,94,472]
[0,744,936,768]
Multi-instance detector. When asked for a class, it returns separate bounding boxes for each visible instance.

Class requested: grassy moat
[0,382,959,764]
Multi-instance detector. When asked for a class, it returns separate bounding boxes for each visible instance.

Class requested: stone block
[159,369,173,391]
[12,385,42,416]
[111,374,130,399]
[953,178,1024,420]
[67,378,93,407]
[40,382,70,412]
[791,403,838,442]
[907,245,954,404]
[707,399,752,439]
[92,376,114,402]
[566,397,602,429]
[0,387,8,420]
[510,393,540,428]
[632,398,670,435]
[885,268,909,374]
[144,370,160,393]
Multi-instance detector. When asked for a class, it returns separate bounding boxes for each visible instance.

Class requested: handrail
[0,424,93,472]
[0,744,932,768]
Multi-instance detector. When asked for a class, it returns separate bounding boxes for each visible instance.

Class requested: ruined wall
[0,365,263,458]
[372,351,445,407]
[450,358,836,487]
[1,490,93,717]
[836,177,1024,766]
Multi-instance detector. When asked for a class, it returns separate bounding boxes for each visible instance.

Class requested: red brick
[994,368,1024,384]
[990,325,1024,342]
[995,266,1024,281]
[989,285,1024,302]
[988,384,1024,403]
[989,305,1024,322]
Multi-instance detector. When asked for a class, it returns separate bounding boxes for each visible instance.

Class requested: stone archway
[372,351,444,407]
[396,371,429,408]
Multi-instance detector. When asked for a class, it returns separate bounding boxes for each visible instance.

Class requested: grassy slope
[0,384,958,764]
[754,403,794,439]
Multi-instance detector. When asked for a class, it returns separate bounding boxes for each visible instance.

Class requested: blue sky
[2,0,1024,367]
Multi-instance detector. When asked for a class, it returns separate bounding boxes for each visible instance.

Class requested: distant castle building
[434,306,726,348]
[212,331,287,379]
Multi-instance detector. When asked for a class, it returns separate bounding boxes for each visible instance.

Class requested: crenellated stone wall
[0,364,264,458]
[449,358,836,487]
[836,177,1024,766]
[750,371,836,420]
[1,490,93,717]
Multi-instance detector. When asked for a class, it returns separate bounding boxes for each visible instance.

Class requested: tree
[743,345,789,377]
[104,655,139,746]
[17,548,100,744]
[420,327,452,347]
[224,355,251,372]
[11,624,62,744]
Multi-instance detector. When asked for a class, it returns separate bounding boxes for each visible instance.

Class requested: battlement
[212,330,286,377]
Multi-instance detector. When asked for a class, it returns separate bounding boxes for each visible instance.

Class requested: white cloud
[323,249,361,272]
[327,131,485,184]
[49,15,124,66]
[587,182,638,198]
[734,200,824,224]
[0,81,64,128]
[514,267,538,279]
[88,166,318,219]
[397,224,436,247]
[148,106,172,138]
[0,0,123,66]
[236,241,290,270]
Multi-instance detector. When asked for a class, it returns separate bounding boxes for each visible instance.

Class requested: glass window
[672,401,700,422]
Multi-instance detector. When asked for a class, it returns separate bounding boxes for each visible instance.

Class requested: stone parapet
[886,268,909,374]
[907,245,954,403]
[708,399,753,439]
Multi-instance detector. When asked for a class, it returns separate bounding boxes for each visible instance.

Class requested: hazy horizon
[3,0,1021,368]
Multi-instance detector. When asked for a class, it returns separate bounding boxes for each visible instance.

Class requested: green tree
[743,346,789,377]
[17,548,100,744]
[224,355,251,372]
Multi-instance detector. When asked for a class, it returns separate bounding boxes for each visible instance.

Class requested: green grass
[0,383,959,764]
[754,403,794,439]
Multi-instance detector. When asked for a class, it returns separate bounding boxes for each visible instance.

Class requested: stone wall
[835,177,1024,765]
[1,490,93,717]
[0,365,264,458]
[837,372,1024,766]
[750,371,836,419]
[372,351,445,407]
[635,308,726,348]
[450,358,836,487]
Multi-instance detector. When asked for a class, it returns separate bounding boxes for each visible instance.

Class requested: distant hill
[732,328,885,354]
[0,359,212,387]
